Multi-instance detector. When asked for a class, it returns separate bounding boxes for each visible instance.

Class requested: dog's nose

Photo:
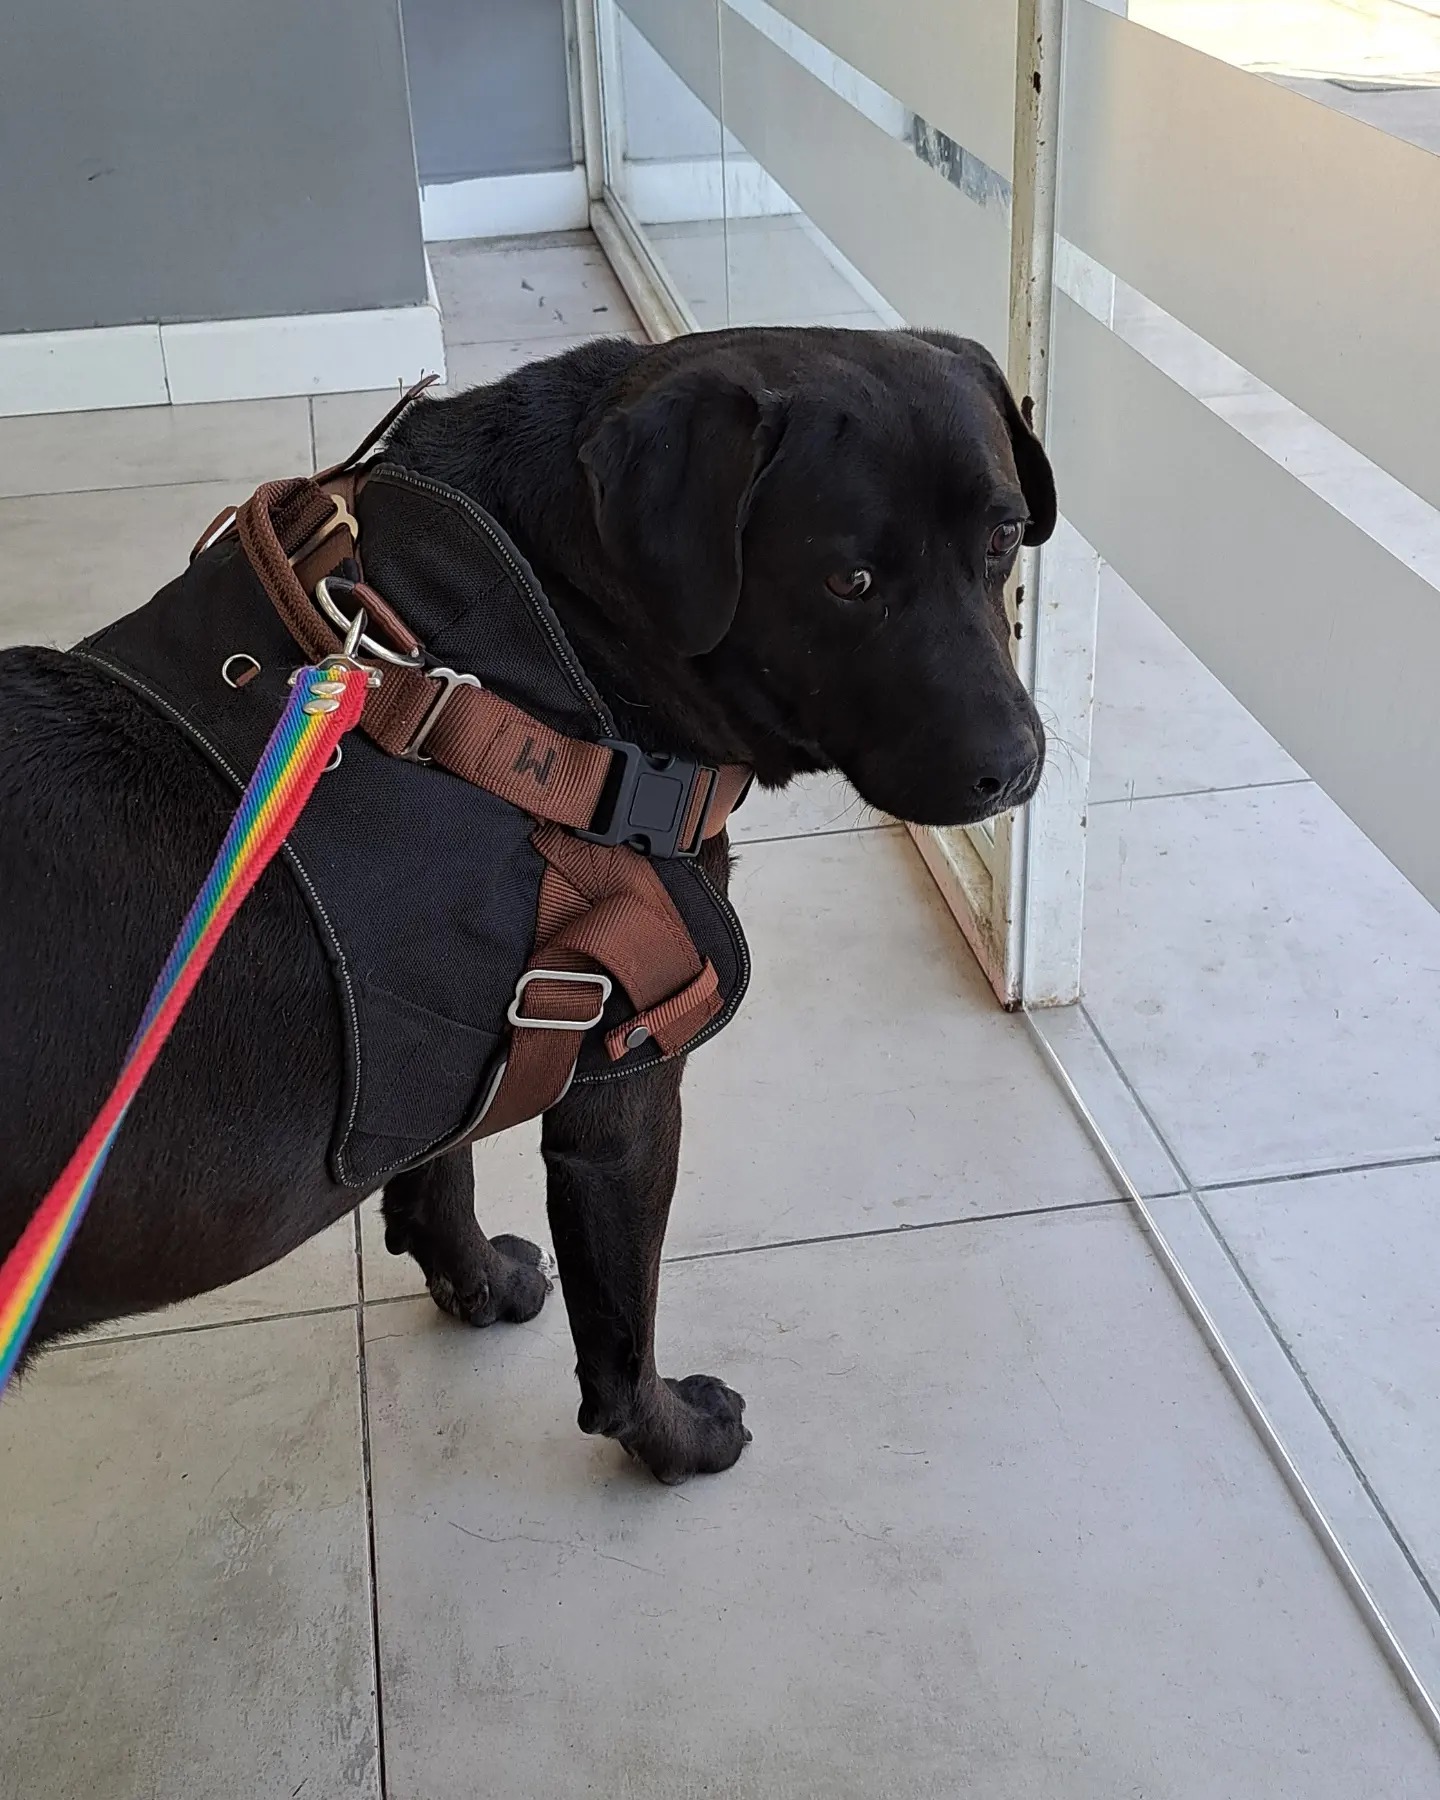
[971,751,1039,807]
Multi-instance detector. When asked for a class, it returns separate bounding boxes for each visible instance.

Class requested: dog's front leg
[383,1148,552,1327]
[542,1062,750,1483]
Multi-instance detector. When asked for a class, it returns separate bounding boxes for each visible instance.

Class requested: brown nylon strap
[236,480,339,661]
[547,894,695,1001]
[605,960,720,1061]
[288,475,362,600]
[364,675,616,828]
[192,467,348,568]
[692,764,752,844]
[470,854,599,1138]
[427,697,613,828]
[525,835,702,1015]
[473,826,725,1139]
[280,478,424,662]
[365,679,752,841]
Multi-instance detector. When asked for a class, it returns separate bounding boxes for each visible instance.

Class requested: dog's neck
[382,344,824,786]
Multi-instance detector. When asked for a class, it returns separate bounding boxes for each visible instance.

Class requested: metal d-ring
[325,744,343,772]
[221,653,261,689]
[314,577,425,669]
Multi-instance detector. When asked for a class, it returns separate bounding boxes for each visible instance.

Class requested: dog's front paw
[620,1373,752,1485]
[427,1235,552,1328]
[489,1234,555,1320]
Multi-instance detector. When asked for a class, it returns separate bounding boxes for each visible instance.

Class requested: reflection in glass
[603,6,728,325]
[1131,0,1440,152]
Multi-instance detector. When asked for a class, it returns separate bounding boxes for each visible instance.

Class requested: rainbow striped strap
[0,660,372,1393]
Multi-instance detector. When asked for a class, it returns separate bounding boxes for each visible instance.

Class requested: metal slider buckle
[399,667,484,763]
[507,969,613,1032]
[575,741,719,859]
[289,493,360,567]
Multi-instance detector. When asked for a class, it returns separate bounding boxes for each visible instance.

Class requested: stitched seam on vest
[343,1118,465,1185]
[70,647,366,1181]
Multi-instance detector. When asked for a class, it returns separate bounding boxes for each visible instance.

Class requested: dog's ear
[906,330,1057,546]
[580,368,789,655]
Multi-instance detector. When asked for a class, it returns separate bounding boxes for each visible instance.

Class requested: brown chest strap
[475,824,725,1140]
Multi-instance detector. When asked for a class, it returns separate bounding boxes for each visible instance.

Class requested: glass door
[585,0,1095,1005]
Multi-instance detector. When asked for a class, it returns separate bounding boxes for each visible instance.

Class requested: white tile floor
[1084,776,1440,1186]
[3,233,1440,1797]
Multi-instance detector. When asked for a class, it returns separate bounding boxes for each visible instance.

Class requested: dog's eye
[987,522,1024,560]
[825,568,873,600]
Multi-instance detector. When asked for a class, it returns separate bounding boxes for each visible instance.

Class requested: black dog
[0,327,1053,1481]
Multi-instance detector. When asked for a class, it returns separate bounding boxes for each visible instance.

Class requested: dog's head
[579,327,1054,827]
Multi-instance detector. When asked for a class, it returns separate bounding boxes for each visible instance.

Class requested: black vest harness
[76,459,752,1189]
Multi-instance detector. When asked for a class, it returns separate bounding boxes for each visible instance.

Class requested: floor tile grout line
[0,470,310,504]
[662,1195,1127,1263]
[353,1209,390,1800]
[1090,776,1312,808]
[354,1196,1132,1311]
[41,1297,361,1352]
[1074,1002,1440,1627]
[49,1158,1440,1334]
[158,328,174,406]
[1198,1149,1440,1194]
[1076,1002,1201,1192]
[442,324,641,356]
[38,1191,1138,1346]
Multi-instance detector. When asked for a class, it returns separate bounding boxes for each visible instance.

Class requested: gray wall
[0,0,428,335]
[403,0,574,184]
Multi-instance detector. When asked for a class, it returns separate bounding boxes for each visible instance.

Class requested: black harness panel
[78,467,749,1188]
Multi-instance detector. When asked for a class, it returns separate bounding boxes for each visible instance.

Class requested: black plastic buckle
[576,740,719,859]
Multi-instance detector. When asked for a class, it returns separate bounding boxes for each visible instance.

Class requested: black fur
[0,326,1051,1481]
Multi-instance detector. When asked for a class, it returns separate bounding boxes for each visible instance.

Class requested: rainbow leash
[0,658,372,1393]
